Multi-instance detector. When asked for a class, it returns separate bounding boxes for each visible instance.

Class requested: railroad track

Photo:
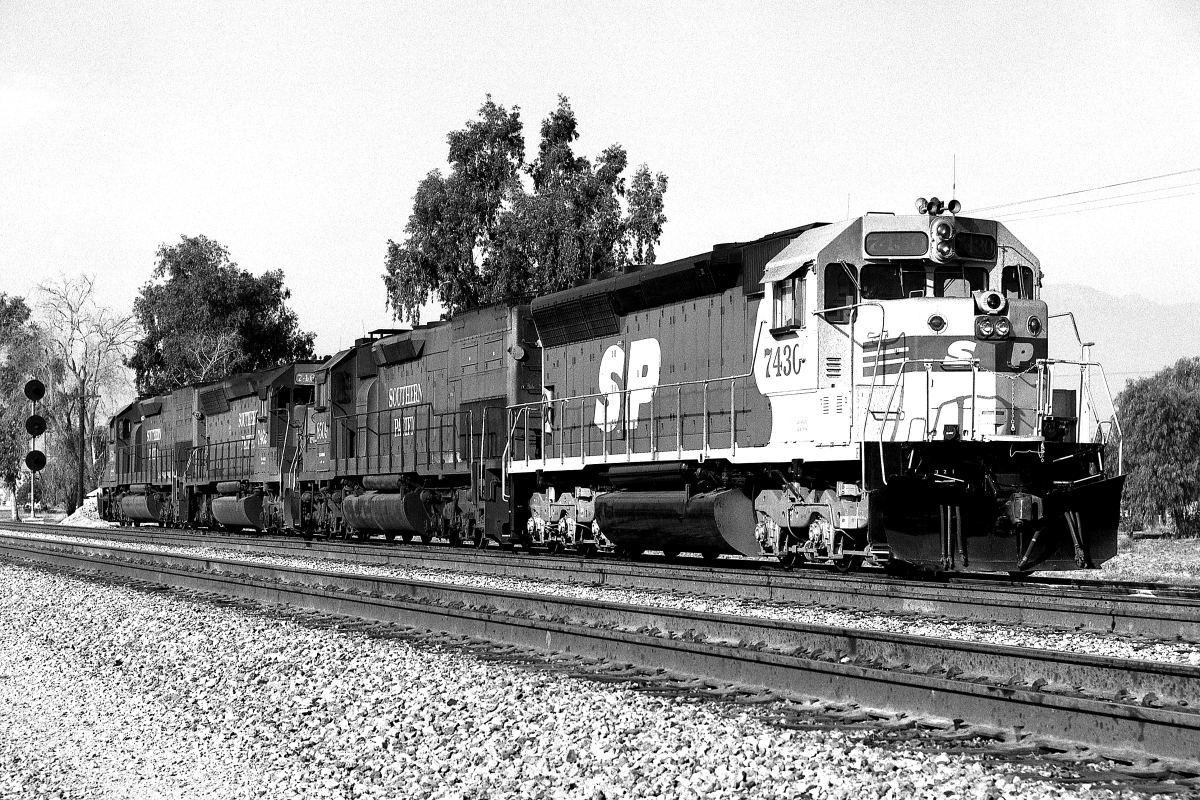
[7,521,1200,642]
[2,530,1198,772]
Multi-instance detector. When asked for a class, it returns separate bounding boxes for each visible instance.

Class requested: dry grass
[1084,533,1200,585]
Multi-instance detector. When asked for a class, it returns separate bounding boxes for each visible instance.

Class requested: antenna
[952,154,957,200]
[846,193,850,219]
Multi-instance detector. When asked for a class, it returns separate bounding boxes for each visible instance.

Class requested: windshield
[861,265,925,300]
[860,260,988,300]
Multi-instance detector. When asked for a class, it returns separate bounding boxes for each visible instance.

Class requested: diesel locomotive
[100,198,1124,573]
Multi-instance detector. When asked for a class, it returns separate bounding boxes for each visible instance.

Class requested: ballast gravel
[7,528,1199,668]
[0,562,1146,800]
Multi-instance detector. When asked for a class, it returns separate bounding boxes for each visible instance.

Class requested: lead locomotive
[100,198,1124,574]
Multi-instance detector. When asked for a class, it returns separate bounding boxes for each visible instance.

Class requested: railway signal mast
[24,379,46,519]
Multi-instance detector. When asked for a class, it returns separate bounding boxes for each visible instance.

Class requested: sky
[2,1,1199,357]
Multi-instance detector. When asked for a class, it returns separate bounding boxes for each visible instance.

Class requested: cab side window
[824,264,857,324]
[772,272,805,330]
[1001,266,1035,300]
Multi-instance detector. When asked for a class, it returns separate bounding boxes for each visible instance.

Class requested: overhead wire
[967,167,1200,214]
[992,188,1200,223]
[992,180,1200,220]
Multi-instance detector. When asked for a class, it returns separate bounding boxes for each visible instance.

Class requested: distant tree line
[0,277,137,513]
[383,95,669,323]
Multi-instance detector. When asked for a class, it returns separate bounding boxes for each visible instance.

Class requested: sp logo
[1008,342,1035,369]
[594,338,661,432]
[945,340,977,365]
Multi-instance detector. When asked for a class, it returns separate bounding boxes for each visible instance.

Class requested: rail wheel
[700,549,721,562]
[832,528,864,573]
[661,549,679,559]
[401,533,414,543]
[384,530,397,543]
[547,540,562,556]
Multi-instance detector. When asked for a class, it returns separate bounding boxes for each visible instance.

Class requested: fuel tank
[120,493,160,522]
[343,491,429,534]
[595,488,760,556]
[212,494,264,530]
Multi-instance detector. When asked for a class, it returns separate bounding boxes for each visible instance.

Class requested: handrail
[1035,358,1123,474]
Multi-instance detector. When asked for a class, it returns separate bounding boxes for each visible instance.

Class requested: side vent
[825,357,843,379]
[821,397,830,415]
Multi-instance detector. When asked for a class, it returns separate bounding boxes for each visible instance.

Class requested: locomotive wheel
[834,554,864,573]
[354,528,369,542]
[700,549,721,562]
[661,550,679,560]
[547,541,562,556]
[578,543,596,559]
[401,533,414,543]
[420,534,434,544]
[384,531,397,543]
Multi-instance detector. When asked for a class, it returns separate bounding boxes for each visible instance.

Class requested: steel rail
[8,522,1199,643]
[1,533,1198,767]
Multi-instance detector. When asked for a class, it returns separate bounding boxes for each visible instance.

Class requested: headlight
[976,318,995,338]
[935,221,953,239]
[928,314,946,333]
[994,317,1012,337]
[1028,316,1042,335]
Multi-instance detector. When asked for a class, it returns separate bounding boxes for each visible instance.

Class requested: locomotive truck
[101,198,1124,574]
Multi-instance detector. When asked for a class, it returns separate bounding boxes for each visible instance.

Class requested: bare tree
[36,275,137,511]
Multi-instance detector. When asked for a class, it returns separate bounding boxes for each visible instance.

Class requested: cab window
[1001,266,1035,299]
[772,273,805,329]
[860,265,924,300]
[824,264,857,324]
[934,266,988,298]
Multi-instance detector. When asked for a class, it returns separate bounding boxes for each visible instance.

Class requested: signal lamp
[976,317,995,338]
[947,199,961,214]
[928,197,943,215]
[935,221,953,239]
[927,314,946,333]
[936,241,954,258]
[984,292,1003,311]
[1028,316,1042,335]
[915,197,929,214]
[994,317,1012,337]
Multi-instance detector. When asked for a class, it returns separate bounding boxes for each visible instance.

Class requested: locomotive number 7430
[764,344,804,378]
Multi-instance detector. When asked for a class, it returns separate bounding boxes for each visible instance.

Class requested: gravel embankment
[6,528,1199,668]
[0,561,1151,800]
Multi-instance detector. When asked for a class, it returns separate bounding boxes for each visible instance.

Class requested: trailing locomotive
[100,198,1124,574]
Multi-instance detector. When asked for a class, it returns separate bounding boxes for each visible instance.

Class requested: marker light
[935,221,953,239]
[1028,316,1042,335]
[915,197,929,214]
[928,197,944,215]
[947,199,961,214]
[928,314,946,332]
[994,317,1012,337]
[976,317,995,338]
[936,240,954,258]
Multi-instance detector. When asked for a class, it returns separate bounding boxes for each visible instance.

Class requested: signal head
[25,450,46,472]
[25,415,46,437]
[23,379,45,402]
